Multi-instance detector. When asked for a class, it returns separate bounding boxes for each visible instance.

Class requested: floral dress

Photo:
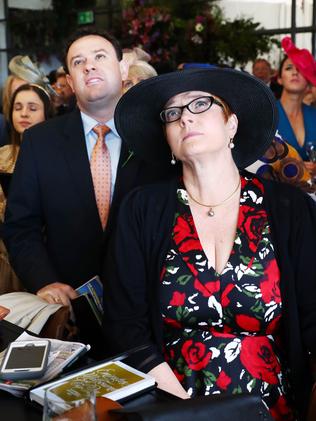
[160,174,295,421]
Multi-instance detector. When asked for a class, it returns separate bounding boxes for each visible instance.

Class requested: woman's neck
[280,91,304,116]
[182,156,240,205]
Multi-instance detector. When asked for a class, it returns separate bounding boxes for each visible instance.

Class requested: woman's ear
[227,114,238,138]
[277,76,283,86]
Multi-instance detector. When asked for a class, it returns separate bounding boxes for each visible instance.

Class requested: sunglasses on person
[160,95,223,124]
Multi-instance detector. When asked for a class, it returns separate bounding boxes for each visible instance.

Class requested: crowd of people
[0,27,315,421]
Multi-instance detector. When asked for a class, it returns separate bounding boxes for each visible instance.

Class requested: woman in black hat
[103,68,316,420]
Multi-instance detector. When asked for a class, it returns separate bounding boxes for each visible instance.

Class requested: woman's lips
[18,121,31,128]
[182,132,202,141]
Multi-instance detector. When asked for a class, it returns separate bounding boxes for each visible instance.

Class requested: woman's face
[123,75,143,93]
[12,90,46,135]
[163,90,238,162]
[278,57,309,94]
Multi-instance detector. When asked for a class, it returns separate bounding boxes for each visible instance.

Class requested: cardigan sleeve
[292,191,316,355]
[102,186,166,372]
[263,176,316,354]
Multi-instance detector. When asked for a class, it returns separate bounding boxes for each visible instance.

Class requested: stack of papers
[0,332,90,397]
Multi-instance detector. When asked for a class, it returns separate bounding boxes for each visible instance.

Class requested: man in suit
[2,28,166,307]
[252,58,282,99]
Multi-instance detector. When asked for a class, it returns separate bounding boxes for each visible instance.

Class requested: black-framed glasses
[160,96,223,124]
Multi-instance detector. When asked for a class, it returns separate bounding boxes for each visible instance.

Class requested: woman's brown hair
[9,83,54,147]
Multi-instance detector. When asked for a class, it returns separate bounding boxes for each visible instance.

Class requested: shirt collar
[80,111,119,137]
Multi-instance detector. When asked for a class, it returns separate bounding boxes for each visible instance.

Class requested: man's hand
[0,306,10,320]
[37,282,78,307]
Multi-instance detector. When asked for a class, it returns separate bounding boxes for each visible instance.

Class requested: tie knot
[93,124,110,140]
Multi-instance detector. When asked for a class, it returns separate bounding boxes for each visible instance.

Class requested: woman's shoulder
[118,177,177,217]
[0,145,19,173]
[123,177,178,204]
[118,177,178,229]
[302,103,316,117]
[244,170,314,206]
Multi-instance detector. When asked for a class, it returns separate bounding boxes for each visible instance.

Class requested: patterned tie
[91,124,111,230]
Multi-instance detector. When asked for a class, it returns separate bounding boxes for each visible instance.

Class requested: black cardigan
[103,172,316,418]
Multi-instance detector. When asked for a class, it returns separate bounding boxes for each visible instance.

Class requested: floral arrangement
[121,0,178,67]
[119,0,274,70]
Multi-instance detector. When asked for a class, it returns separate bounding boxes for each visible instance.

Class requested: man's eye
[96,54,106,60]
[73,59,83,66]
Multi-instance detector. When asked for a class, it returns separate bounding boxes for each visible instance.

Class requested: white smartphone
[0,340,50,380]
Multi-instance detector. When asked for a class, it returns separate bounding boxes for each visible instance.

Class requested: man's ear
[66,74,75,93]
[119,59,129,81]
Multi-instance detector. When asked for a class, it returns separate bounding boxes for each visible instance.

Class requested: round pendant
[208,209,215,217]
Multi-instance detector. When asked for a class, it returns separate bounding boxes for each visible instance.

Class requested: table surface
[0,320,178,420]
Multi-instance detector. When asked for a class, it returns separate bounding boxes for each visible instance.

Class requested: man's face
[252,61,271,84]
[55,75,73,104]
[66,35,128,114]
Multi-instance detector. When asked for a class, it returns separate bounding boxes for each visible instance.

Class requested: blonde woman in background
[123,60,158,92]
[122,47,158,93]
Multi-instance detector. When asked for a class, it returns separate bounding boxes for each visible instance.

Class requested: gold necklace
[186,178,241,217]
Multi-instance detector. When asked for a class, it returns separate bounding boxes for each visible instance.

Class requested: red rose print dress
[160,174,295,421]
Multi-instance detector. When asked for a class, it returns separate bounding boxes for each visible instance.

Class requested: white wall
[219,0,314,70]
[8,0,52,10]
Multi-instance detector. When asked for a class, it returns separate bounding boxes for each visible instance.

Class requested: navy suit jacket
[2,109,169,292]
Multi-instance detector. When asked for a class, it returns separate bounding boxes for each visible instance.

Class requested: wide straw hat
[281,37,316,86]
[115,68,278,168]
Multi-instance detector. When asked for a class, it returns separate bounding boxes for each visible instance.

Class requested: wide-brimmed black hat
[115,68,278,168]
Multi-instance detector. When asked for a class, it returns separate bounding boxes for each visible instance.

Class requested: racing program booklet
[29,360,156,406]
[74,275,103,326]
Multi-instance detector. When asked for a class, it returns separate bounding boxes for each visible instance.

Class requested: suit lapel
[60,110,101,229]
[106,140,141,238]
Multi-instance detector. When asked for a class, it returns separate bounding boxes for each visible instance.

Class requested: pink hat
[281,36,316,86]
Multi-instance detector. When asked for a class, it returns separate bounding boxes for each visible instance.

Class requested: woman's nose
[20,107,29,116]
[180,108,194,125]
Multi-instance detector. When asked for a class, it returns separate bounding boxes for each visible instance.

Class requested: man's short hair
[252,58,271,70]
[62,27,123,74]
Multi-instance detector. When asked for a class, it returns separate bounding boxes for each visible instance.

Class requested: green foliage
[216,18,274,68]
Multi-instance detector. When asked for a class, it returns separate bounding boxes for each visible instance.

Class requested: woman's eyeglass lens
[160,96,223,123]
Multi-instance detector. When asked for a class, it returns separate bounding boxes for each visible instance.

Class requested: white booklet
[30,360,155,406]
[0,332,90,397]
